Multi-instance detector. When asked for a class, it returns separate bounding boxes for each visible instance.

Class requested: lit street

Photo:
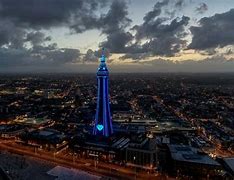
[0,142,165,180]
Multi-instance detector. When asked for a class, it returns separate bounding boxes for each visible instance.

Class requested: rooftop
[223,158,234,174]
[38,130,54,137]
[168,144,220,166]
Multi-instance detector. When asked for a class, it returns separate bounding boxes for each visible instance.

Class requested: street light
[89,153,98,169]
[73,153,75,164]
[133,156,136,180]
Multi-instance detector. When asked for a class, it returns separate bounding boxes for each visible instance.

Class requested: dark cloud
[1,0,233,73]
[98,0,133,54]
[141,56,234,72]
[0,0,108,29]
[127,15,190,58]
[0,14,82,67]
[189,9,234,50]
[43,48,80,64]
[135,15,189,41]
[82,48,111,62]
[100,0,131,34]
[71,0,131,35]
[0,0,108,68]
[0,19,26,49]
[26,31,51,47]
[164,0,186,19]
[195,3,208,14]
[98,0,189,56]
[0,0,189,64]
[0,21,51,50]
[103,0,189,58]
[0,21,81,67]
[101,31,133,53]
[0,0,127,70]
[0,45,81,67]
[142,0,169,23]
[83,49,98,62]
[175,0,184,8]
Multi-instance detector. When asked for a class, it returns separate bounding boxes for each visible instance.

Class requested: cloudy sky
[1,0,234,73]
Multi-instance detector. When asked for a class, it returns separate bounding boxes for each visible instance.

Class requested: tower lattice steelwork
[93,50,113,137]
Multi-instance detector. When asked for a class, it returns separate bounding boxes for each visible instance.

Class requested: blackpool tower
[93,50,113,137]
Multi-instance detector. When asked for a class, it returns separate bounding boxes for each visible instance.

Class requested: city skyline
[1,72,233,179]
[1,0,234,72]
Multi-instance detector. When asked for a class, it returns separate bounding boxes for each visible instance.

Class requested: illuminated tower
[93,50,113,137]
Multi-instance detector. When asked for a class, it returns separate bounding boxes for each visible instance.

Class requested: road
[0,141,167,180]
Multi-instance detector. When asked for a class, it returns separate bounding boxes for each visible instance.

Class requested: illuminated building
[93,50,113,137]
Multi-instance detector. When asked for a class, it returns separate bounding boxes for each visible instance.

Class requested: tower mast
[93,49,113,137]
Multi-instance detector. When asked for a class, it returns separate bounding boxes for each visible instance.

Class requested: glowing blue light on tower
[96,124,104,131]
[93,48,113,137]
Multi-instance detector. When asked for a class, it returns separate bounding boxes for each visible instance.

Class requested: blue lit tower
[93,49,113,137]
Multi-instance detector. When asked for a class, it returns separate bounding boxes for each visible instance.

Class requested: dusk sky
[1,0,234,73]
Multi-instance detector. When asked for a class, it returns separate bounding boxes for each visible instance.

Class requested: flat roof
[38,130,54,137]
[0,126,6,130]
[223,158,234,173]
[168,144,220,166]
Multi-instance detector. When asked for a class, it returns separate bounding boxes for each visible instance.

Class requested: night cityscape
[1,0,234,180]
[1,69,234,179]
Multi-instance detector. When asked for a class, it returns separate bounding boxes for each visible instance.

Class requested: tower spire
[100,48,106,63]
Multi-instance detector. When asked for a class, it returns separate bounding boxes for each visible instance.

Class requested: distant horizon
[1,71,234,75]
